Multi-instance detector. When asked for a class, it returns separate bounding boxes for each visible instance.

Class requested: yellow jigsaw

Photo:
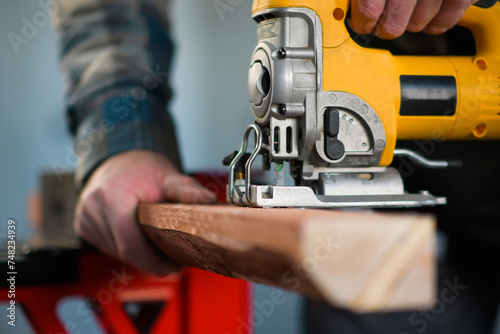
[227,0,500,208]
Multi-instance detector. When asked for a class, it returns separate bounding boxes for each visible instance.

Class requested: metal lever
[394,148,462,168]
[229,124,263,206]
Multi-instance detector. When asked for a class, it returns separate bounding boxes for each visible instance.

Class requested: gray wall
[0,0,70,240]
[170,0,256,170]
[0,0,301,333]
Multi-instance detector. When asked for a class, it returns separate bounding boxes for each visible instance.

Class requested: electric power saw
[226,0,500,208]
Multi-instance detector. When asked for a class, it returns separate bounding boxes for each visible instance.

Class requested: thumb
[163,173,218,204]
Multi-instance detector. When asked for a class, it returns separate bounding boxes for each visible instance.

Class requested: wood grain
[138,203,436,311]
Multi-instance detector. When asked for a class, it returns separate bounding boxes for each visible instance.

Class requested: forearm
[53,0,181,188]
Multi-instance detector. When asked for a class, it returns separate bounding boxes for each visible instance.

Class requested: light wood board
[138,203,436,312]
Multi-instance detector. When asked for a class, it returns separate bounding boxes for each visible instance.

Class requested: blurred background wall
[0,0,302,333]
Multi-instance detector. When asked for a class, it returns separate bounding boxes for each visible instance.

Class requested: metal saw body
[227,0,500,208]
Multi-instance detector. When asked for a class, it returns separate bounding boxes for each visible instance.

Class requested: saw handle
[455,1,500,56]
[337,0,500,55]
[473,0,497,8]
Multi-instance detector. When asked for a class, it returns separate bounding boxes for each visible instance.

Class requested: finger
[78,192,118,246]
[423,0,472,35]
[163,174,217,204]
[106,197,180,276]
[350,0,386,34]
[407,0,444,32]
[374,0,418,39]
[117,225,180,277]
[75,198,118,256]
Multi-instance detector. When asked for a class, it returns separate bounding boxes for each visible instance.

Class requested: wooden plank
[138,203,436,312]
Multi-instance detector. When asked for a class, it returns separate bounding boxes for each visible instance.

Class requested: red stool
[1,251,250,334]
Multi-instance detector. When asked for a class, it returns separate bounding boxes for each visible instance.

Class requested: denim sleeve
[53,0,181,188]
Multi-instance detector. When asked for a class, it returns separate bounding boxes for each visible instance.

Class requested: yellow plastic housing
[252,0,500,166]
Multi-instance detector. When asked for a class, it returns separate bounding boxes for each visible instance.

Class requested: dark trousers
[305,141,500,334]
[305,260,499,334]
